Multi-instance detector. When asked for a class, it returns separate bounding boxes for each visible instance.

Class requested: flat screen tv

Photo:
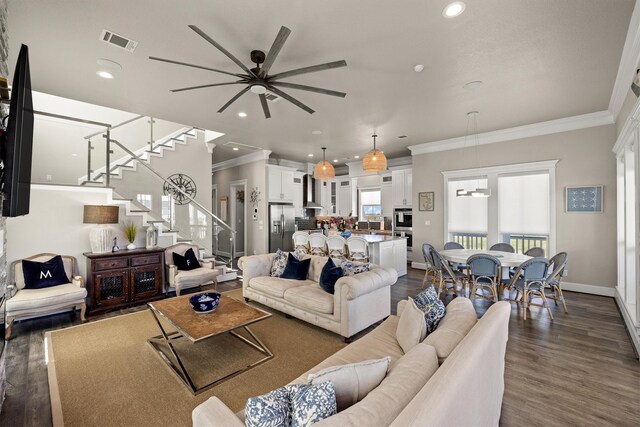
[1,44,34,217]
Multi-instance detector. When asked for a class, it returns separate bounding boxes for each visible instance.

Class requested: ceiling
[7,0,635,165]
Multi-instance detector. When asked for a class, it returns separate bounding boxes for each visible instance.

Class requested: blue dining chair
[467,253,501,302]
[444,241,466,271]
[525,247,545,257]
[505,257,552,321]
[490,243,515,253]
[431,247,467,298]
[545,252,568,313]
[421,243,439,289]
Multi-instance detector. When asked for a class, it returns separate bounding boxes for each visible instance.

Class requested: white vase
[127,243,136,250]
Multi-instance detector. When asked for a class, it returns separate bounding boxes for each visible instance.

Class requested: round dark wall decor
[163,173,197,205]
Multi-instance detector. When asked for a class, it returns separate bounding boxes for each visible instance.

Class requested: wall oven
[393,208,412,229]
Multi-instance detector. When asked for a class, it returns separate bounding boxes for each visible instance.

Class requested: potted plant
[124,221,137,250]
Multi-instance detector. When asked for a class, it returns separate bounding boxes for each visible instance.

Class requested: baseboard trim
[411,262,615,297]
[614,289,640,358]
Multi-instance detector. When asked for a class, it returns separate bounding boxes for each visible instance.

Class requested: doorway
[230,180,247,257]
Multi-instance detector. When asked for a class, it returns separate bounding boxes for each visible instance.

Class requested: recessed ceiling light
[413,64,424,73]
[232,147,239,151]
[333,159,338,163]
[308,154,314,157]
[443,1,466,18]
[238,112,247,118]
[354,155,360,159]
[311,130,322,135]
[96,58,122,79]
[463,80,484,90]
[71,153,78,157]
[96,70,114,79]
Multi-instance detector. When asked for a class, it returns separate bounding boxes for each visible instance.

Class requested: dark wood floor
[1,268,638,427]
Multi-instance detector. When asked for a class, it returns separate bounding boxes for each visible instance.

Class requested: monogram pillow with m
[22,255,70,289]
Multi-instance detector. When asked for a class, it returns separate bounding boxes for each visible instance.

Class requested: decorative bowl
[341,230,352,238]
[189,292,221,314]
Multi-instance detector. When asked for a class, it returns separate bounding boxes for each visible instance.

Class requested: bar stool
[346,236,369,262]
[309,233,327,256]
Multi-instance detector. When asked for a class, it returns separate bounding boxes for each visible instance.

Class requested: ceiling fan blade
[218,86,251,113]
[259,26,291,78]
[149,56,246,78]
[269,60,347,81]
[267,86,315,114]
[269,82,346,98]
[188,25,255,77]
[259,93,271,119]
[171,81,245,93]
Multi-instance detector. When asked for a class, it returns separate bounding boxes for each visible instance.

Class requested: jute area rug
[46,289,347,427]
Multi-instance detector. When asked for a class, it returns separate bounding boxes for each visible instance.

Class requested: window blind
[447,178,488,233]
[498,173,549,235]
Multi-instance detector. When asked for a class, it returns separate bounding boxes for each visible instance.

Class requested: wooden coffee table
[147,292,273,395]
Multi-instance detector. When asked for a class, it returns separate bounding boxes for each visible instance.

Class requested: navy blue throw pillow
[22,255,70,289]
[281,253,311,280]
[319,258,343,294]
[173,248,201,271]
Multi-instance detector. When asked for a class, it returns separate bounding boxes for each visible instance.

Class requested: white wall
[412,125,617,290]
[5,185,126,276]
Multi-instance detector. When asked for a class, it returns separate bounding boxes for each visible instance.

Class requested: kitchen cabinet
[381,174,393,217]
[392,169,412,207]
[318,180,331,215]
[293,172,304,216]
[337,177,352,216]
[267,165,296,203]
[367,236,407,276]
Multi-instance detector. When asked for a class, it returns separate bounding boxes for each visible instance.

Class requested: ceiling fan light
[250,84,268,94]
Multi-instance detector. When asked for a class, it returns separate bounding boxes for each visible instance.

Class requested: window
[136,194,152,209]
[447,177,488,249]
[360,189,381,218]
[161,195,175,228]
[443,161,556,254]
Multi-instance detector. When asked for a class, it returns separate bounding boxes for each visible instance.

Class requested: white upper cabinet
[267,165,296,203]
[381,174,393,217]
[392,169,412,207]
[292,172,304,216]
[337,177,352,216]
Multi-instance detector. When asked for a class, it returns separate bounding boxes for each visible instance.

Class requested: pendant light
[314,147,335,180]
[457,111,491,197]
[362,134,387,173]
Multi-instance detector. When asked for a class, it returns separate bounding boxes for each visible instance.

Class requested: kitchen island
[359,234,408,276]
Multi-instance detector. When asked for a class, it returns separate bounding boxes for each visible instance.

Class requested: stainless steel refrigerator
[269,203,295,252]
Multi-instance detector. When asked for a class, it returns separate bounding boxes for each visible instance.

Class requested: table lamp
[83,205,119,253]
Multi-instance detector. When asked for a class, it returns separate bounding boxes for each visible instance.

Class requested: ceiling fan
[150,25,347,119]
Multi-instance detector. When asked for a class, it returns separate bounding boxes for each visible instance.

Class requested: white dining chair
[309,233,328,256]
[292,231,310,254]
[346,236,369,262]
[327,235,347,260]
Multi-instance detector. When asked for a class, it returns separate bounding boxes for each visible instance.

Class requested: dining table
[439,249,532,280]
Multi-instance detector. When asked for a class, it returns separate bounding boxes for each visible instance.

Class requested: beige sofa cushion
[308,357,390,411]
[314,343,439,427]
[6,284,87,312]
[284,285,334,314]
[248,276,313,298]
[395,298,427,354]
[423,297,478,364]
[291,315,404,384]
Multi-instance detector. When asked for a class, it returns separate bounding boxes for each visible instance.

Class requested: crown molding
[409,111,614,156]
[609,1,640,121]
[441,159,558,179]
[613,93,640,155]
[211,149,272,172]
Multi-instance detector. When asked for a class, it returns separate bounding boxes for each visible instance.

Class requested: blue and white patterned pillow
[245,384,306,427]
[341,260,371,276]
[271,249,305,277]
[412,287,446,335]
[291,381,337,427]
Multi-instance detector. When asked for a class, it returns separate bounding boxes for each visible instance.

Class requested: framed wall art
[419,192,434,211]
[565,185,603,213]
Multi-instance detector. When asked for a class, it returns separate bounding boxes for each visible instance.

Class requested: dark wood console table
[84,248,165,315]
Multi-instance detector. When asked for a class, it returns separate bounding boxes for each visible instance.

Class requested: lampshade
[83,205,119,224]
[362,134,387,173]
[314,147,335,180]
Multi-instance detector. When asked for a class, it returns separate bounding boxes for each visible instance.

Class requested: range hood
[302,174,322,210]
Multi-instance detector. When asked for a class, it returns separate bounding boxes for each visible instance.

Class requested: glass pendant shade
[314,147,335,180]
[362,134,387,172]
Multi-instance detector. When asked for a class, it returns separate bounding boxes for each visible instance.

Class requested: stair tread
[129,209,150,213]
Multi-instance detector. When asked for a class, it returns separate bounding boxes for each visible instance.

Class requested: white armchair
[164,243,220,296]
[6,253,86,339]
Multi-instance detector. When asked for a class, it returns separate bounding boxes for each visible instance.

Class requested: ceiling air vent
[99,29,138,53]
